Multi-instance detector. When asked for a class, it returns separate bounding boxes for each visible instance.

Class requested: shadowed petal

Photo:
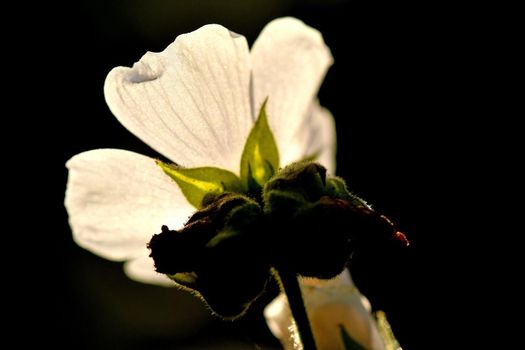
[301,101,337,174]
[124,256,173,286]
[251,17,333,168]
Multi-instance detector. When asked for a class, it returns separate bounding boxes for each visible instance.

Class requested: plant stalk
[273,268,317,350]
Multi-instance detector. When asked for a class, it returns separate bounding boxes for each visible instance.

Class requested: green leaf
[157,161,242,209]
[240,98,280,191]
[340,325,369,350]
[375,311,402,350]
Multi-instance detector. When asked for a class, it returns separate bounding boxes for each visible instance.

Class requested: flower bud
[148,193,270,319]
[263,161,407,279]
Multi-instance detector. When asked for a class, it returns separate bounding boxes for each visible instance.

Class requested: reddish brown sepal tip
[393,231,410,247]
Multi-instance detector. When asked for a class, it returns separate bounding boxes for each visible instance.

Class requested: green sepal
[325,176,351,200]
[240,98,280,192]
[262,189,306,216]
[263,161,327,204]
[156,161,242,209]
[168,272,198,289]
[262,161,396,279]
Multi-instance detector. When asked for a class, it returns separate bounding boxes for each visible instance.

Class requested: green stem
[273,268,317,350]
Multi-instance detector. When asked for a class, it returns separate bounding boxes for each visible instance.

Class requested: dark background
[11,0,492,349]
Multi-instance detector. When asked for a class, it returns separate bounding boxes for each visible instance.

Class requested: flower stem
[273,268,317,350]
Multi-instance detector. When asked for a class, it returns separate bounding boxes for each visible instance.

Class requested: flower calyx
[263,161,408,279]
[148,192,270,319]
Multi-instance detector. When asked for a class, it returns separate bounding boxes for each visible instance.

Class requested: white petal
[124,256,173,287]
[264,270,385,350]
[104,25,253,174]
[251,17,333,167]
[303,278,385,350]
[65,149,194,261]
[264,293,290,340]
[300,101,337,174]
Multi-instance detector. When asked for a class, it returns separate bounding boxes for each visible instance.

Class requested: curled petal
[265,270,385,350]
[251,17,333,168]
[65,149,194,262]
[105,24,253,174]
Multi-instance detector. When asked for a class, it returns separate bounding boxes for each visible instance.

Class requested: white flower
[65,17,335,286]
[265,270,385,350]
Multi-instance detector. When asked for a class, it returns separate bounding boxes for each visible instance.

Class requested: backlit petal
[65,149,194,261]
[251,17,333,167]
[104,25,253,174]
[265,270,385,350]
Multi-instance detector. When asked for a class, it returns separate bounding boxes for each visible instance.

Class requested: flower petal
[251,17,333,167]
[124,256,173,287]
[264,270,385,350]
[65,149,194,261]
[301,101,337,174]
[104,25,253,174]
[264,293,294,345]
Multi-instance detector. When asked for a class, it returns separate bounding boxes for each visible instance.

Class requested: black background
[10,0,493,349]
